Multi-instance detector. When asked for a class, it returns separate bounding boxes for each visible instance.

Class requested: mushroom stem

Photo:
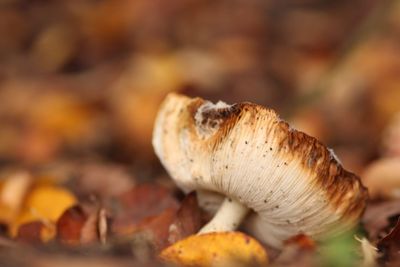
[198,197,249,234]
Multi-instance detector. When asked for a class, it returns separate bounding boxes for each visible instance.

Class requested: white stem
[198,197,249,234]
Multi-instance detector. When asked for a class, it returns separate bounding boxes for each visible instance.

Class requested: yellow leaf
[41,222,57,242]
[0,172,32,223]
[30,93,94,142]
[160,231,269,267]
[10,184,77,239]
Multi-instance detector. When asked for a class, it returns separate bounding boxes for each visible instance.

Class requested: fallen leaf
[16,221,55,244]
[11,184,77,238]
[0,172,32,224]
[138,208,178,251]
[116,193,201,251]
[111,184,178,236]
[378,217,400,264]
[57,206,88,245]
[363,200,400,241]
[160,231,268,267]
[168,192,204,245]
[16,221,44,244]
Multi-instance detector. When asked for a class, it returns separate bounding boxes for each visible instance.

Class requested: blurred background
[0,0,400,177]
[1,1,400,266]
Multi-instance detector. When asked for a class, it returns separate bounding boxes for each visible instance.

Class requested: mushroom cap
[152,93,368,248]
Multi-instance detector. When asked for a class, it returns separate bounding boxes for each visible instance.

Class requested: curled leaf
[160,231,268,267]
[57,206,88,245]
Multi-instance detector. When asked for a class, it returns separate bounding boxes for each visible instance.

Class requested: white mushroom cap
[152,93,368,248]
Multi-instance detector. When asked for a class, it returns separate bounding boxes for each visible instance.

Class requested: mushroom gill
[152,93,368,248]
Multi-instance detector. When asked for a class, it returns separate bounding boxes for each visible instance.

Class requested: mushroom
[152,93,368,248]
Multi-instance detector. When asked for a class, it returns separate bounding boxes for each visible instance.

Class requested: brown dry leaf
[117,192,201,251]
[56,206,88,245]
[378,217,400,265]
[111,184,178,236]
[16,221,55,244]
[10,183,77,240]
[138,208,178,251]
[363,200,400,241]
[16,221,45,244]
[168,192,204,245]
[160,231,269,267]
